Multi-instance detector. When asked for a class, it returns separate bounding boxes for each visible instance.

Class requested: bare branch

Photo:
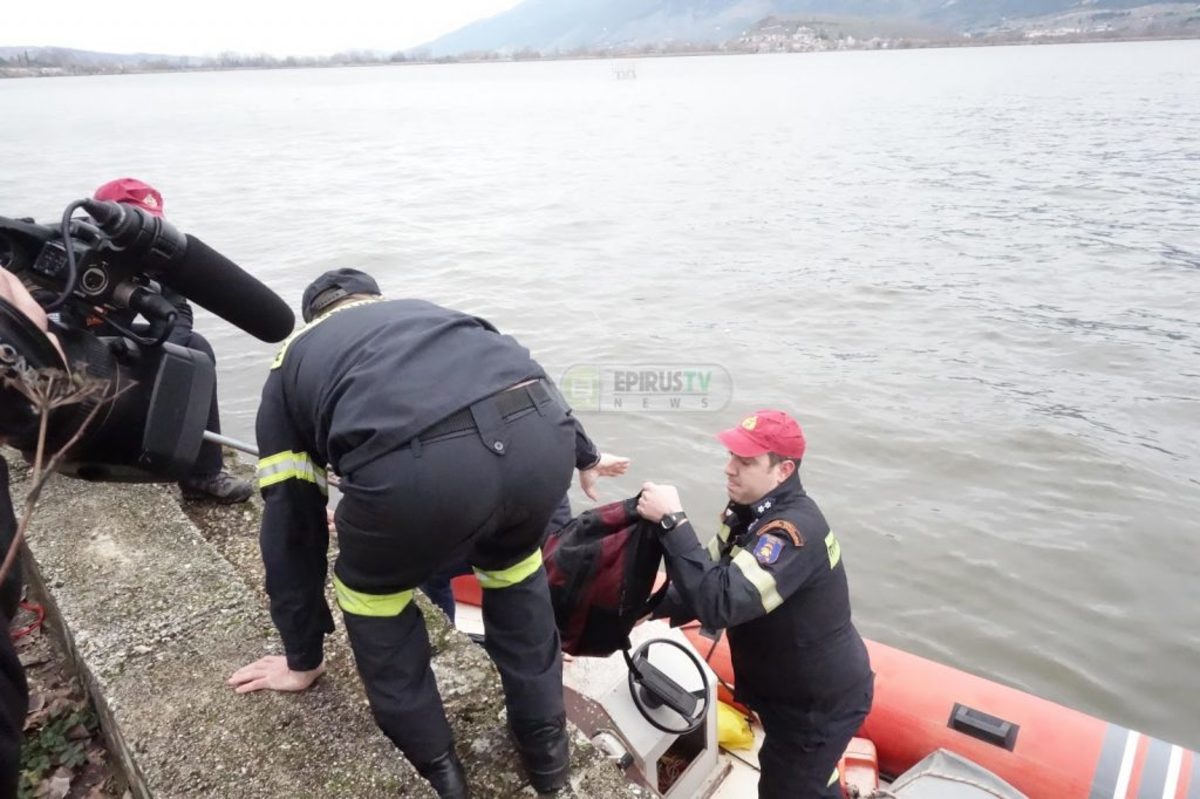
[0,366,130,586]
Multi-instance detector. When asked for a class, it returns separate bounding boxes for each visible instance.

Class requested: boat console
[562,622,730,798]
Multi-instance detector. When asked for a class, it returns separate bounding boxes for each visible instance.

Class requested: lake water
[2,40,1198,750]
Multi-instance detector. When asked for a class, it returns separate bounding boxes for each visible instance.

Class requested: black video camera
[0,198,294,482]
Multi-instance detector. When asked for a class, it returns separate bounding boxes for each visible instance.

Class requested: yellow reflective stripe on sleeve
[333,575,413,617]
[825,531,841,569]
[270,298,383,370]
[707,523,732,561]
[256,450,328,494]
[828,767,840,787]
[731,548,783,613]
[474,549,542,589]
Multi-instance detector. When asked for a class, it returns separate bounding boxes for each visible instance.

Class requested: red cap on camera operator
[86,179,166,330]
[93,178,164,218]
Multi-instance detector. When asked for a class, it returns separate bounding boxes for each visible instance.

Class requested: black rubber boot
[414,748,470,799]
[511,714,570,795]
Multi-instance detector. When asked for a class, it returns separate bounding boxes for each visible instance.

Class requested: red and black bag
[544,495,669,657]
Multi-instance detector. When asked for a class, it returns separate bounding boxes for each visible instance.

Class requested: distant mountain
[418,0,1194,55]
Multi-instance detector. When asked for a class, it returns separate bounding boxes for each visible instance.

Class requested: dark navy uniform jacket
[656,472,872,711]
[255,297,599,670]
[0,457,28,797]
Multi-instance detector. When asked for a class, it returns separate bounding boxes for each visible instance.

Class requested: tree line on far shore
[2,28,1195,79]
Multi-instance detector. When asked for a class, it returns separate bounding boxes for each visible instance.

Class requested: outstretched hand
[228,655,325,695]
[578,452,631,501]
[591,453,631,477]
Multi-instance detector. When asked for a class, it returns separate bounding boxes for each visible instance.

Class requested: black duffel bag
[543,495,669,657]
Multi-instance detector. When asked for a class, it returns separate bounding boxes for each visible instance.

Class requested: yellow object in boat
[717,701,754,751]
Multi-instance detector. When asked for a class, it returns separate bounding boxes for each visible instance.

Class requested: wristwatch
[660,512,688,531]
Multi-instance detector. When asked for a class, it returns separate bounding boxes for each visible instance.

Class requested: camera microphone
[81,200,294,343]
[163,235,294,343]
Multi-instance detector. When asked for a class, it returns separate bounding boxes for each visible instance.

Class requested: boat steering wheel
[625,638,711,735]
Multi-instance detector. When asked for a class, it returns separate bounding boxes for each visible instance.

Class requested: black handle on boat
[948,703,1020,750]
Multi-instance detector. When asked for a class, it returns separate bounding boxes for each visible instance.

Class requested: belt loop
[469,394,510,456]
[410,437,423,458]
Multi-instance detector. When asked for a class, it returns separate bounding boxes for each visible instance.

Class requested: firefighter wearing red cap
[638,410,873,799]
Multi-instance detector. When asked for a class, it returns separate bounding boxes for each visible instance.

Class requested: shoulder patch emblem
[753,535,785,566]
[757,519,804,547]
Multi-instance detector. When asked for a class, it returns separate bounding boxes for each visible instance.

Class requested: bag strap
[641,574,671,616]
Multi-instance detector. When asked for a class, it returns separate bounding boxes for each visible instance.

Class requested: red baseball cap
[717,410,807,460]
[93,178,164,217]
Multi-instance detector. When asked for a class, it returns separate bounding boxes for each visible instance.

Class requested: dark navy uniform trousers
[333,392,575,765]
[755,676,874,798]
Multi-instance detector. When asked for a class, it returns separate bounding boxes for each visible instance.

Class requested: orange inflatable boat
[678,624,1197,799]
[453,575,1197,798]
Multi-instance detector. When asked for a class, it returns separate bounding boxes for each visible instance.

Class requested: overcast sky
[2,0,524,57]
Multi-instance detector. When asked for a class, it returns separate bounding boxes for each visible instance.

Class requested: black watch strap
[660,511,687,531]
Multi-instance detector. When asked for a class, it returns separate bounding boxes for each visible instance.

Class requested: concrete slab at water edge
[10,455,643,798]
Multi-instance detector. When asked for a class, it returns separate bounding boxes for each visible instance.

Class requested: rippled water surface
[2,40,1198,748]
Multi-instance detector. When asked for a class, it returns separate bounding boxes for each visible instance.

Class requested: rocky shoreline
[8,450,643,797]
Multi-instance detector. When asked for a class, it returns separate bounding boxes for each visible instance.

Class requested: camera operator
[0,266,63,797]
[86,179,252,504]
[1,181,299,793]
[0,458,26,799]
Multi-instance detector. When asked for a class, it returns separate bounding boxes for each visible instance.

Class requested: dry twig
[0,360,126,585]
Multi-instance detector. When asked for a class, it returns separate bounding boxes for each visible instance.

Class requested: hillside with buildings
[419,0,1200,56]
[3,1,1197,77]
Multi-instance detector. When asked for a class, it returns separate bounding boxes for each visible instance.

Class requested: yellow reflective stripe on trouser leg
[474,549,543,589]
[333,575,413,617]
[730,548,784,613]
[828,767,840,787]
[256,450,328,494]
